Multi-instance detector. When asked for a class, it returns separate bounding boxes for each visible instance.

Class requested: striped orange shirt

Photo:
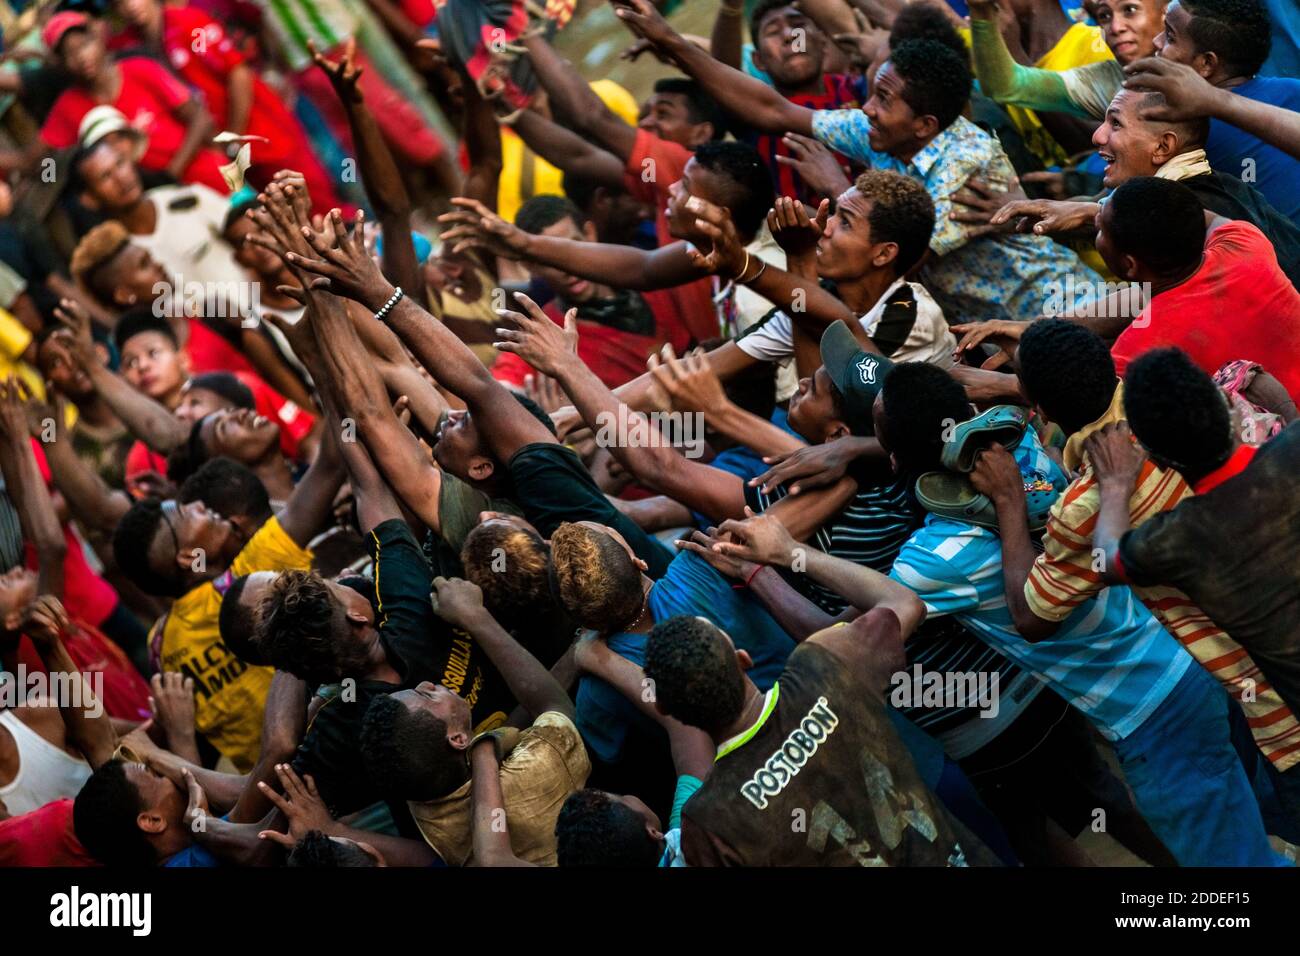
[1026,459,1300,770]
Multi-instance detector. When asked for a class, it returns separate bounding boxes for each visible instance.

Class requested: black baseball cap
[820,321,895,436]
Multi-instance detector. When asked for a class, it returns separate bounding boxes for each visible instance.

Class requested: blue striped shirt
[889,431,1192,740]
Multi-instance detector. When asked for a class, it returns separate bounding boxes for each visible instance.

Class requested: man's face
[58,28,107,83]
[161,498,240,573]
[107,243,170,308]
[225,216,283,279]
[394,681,472,738]
[175,383,235,426]
[198,407,280,465]
[121,331,185,401]
[1089,0,1167,65]
[817,188,882,281]
[115,0,162,30]
[424,252,485,306]
[123,761,186,836]
[1093,91,1162,188]
[786,366,842,443]
[752,5,825,89]
[78,144,144,215]
[38,336,97,400]
[1154,1,1197,66]
[531,216,598,303]
[593,191,652,246]
[863,62,919,158]
[665,158,731,243]
[0,565,39,629]
[637,92,709,148]
[432,408,494,485]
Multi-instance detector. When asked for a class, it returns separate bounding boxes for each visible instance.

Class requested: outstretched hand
[493,292,580,378]
[309,37,364,105]
[646,346,725,415]
[767,195,828,259]
[281,208,394,309]
[257,764,334,847]
[712,508,801,569]
[1123,57,1226,122]
[438,197,532,261]
[679,196,747,277]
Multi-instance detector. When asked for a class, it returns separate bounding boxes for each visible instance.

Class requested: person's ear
[178,349,191,378]
[93,342,110,367]
[825,419,851,443]
[581,220,598,242]
[467,456,495,482]
[175,547,196,572]
[80,189,101,212]
[346,607,369,626]
[688,122,716,148]
[1193,50,1218,79]
[356,840,386,867]
[3,608,21,631]
[633,556,648,573]
[137,809,168,835]
[446,726,471,751]
[888,450,900,475]
[645,819,665,843]
[913,114,940,143]
[736,648,754,673]
[1119,254,1140,280]
[871,241,899,270]
[1153,130,1180,164]
[113,287,135,307]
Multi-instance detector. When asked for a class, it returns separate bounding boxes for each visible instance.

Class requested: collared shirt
[810,112,1102,324]
[1032,386,1300,769]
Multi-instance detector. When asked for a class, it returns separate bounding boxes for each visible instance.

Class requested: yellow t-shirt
[1006,23,1114,169]
[157,516,312,772]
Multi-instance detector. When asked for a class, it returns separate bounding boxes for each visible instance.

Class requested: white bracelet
[374,286,404,322]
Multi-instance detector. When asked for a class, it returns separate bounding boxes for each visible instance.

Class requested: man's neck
[87,63,120,101]
[1147,258,1204,296]
[835,269,900,316]
[891,130,941,166]
[774,73,826,99]
[711,679,766,751]
[253,457,295,502]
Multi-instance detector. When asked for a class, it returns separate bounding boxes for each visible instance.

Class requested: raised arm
[431,576,574,720]
[968,2,1086,117]
[309,40,424,301]
[507,109,627,189]
[467,739,535,866]
[0,381,66,597]
[521,33,638,160]
[438,196,707,291]
[616,0,815,136]
[494,295,748,522]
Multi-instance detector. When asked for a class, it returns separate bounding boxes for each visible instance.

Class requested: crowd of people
[0,0,1297,869]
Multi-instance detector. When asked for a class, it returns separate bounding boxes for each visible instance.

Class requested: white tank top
[0,710,92,817]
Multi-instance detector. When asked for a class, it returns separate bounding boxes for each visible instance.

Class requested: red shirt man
[1112,221,1300,399]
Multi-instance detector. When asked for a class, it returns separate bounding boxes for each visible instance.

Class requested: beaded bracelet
[374,286,404,322]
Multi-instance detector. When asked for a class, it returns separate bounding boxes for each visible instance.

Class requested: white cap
[77,106,148,161]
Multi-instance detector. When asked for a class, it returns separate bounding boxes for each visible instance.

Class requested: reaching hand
[1083,421,1147,489]
[523,372,567,416]
[611,0,678,49]
[52,297,95,351]
[150,672,197,749]
[0,376,34,443]
[1123,57,1226,122]
[712,508,801,569]
[949,176,1026,237]
[750,437,860,496]
[766,195,828,260]
[261,310,321,368]
[430,575,487,632]
[438,197,532,261]
[777,135,851,204]
[949,319,1027,366]
[284,208,394,309]
[679,197,747,278]
[989,199,1100,236]
[182,768,210,832]
[646,347,726,415]
[309,37,364,105]
[494,293,580,378]
[672,528,759,583]
[257,764,334,846]
[19,595,70,651]
[967,443,1024,507]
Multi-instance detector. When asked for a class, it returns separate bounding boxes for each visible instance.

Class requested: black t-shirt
[292,519,513,817]
[507,442,674,578]
[1119,426,1300,714]
[680,637,996,867]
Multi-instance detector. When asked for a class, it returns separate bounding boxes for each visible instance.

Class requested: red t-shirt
[0,798,99,866]
[12,619,152,722]
[28,442,118,628]
[41,56,229,194]
[1112,221,1300,399]
[157,8,310,168]
[622,128,719,348]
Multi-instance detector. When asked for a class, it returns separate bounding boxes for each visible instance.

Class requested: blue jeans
[1114,664,1290,866]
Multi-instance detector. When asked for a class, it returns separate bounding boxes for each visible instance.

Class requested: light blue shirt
[810,111,1103,324]
[889,430,1193,741]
